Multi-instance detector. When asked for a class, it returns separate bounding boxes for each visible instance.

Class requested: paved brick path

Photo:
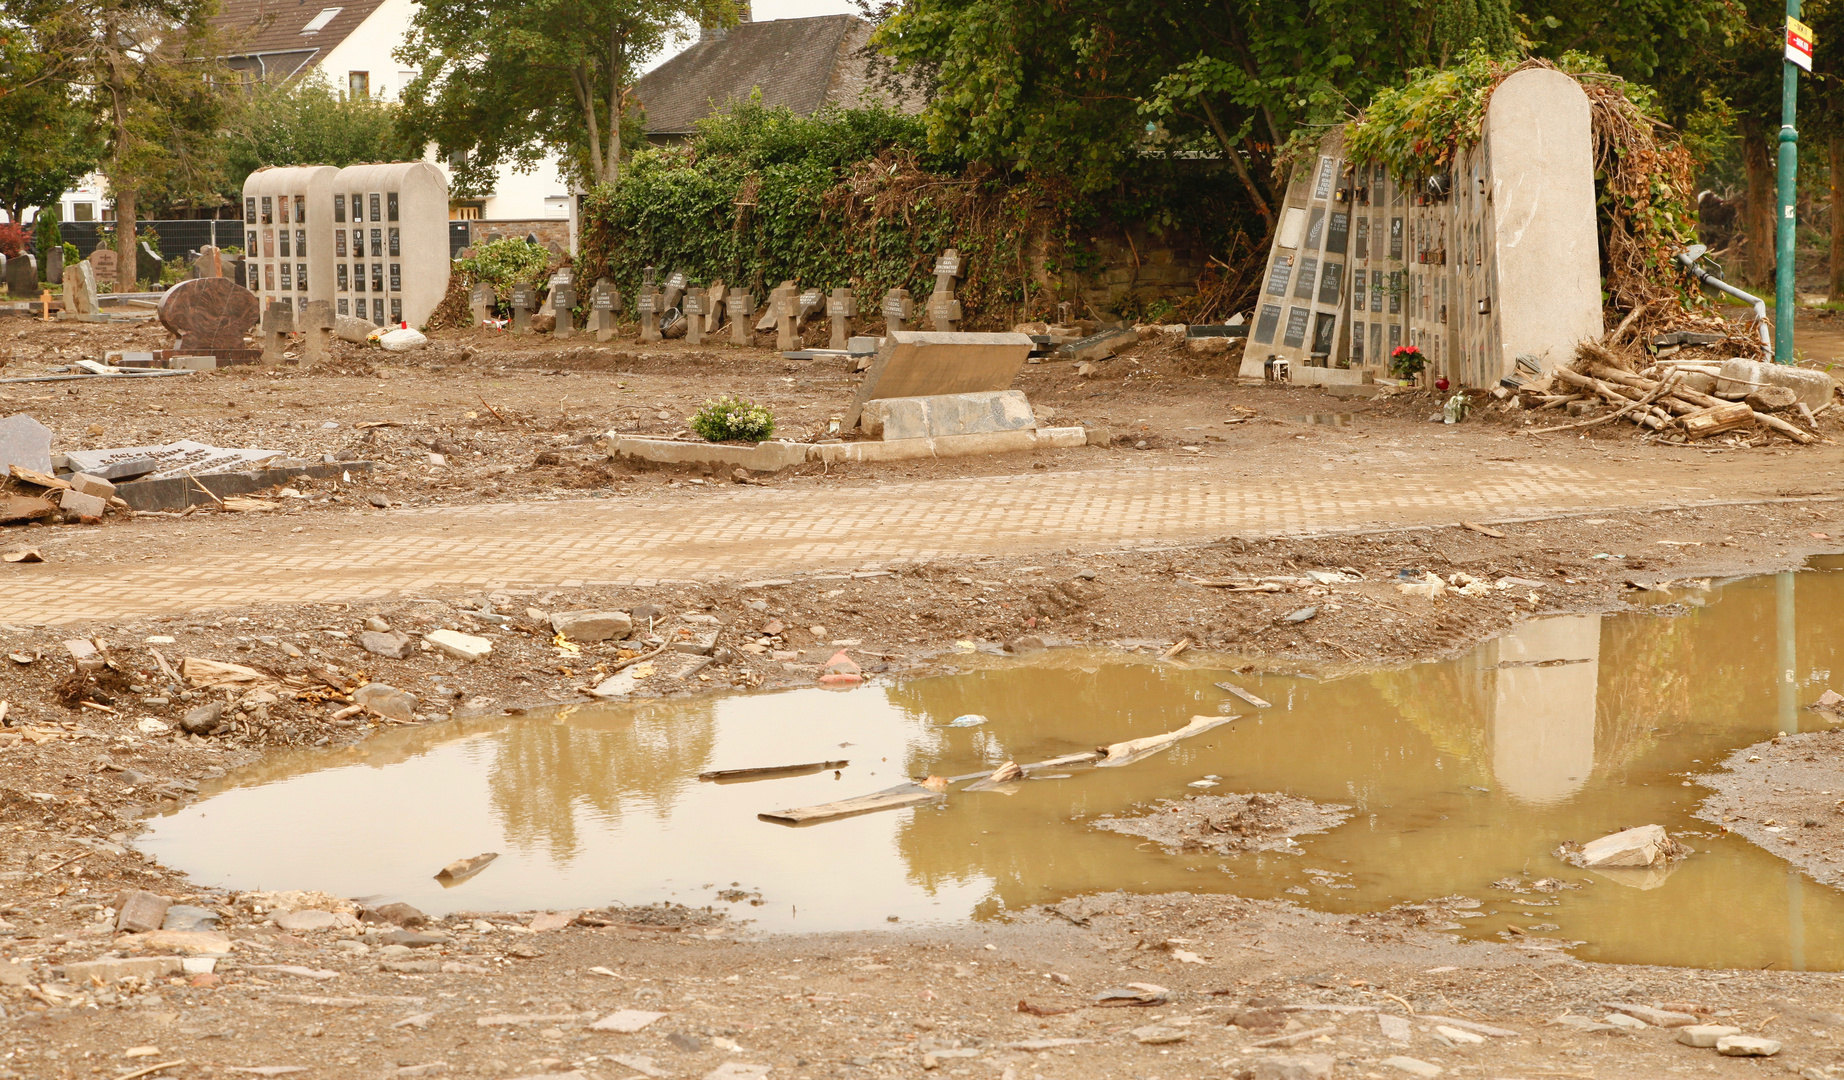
[0,461,1734,625]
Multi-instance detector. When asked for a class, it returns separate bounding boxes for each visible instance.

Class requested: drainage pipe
[1675,245,1774,355]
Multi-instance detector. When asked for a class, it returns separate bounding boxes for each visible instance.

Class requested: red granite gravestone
[157,276,262,353]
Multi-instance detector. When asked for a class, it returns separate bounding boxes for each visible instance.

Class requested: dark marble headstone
[44,246,62,286]
[4,254,36,296]
[157,277,262,352]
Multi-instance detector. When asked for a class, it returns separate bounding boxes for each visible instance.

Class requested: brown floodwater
[140,559,1844,969]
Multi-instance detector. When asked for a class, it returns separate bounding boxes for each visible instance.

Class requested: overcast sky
[642,0,864,72]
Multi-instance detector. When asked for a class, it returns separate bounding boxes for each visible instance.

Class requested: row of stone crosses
[470,250,967,349]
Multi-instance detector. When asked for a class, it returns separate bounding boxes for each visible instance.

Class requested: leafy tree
[22,0,227,285]
[395,0,738,194]
[219,72,419,201]
[0,80,102,225]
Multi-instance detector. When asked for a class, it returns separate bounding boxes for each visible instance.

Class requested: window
[450,205,481,221]
[348,71,369,98]
[72,203,94,222]
[300,7,341,33]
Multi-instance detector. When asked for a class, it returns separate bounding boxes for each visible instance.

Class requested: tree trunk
[1741,126,1775,290]
[115,185,137,289]
[1831,133,1842,302]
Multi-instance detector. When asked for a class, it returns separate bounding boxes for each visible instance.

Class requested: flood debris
[435,852,500,885]
[1094,792,1354,854]
[758,783,944,826]
[697,759,849,783]
[1092,983,1169,1007]
[1099,714,1235,767]
[1216,682,1272,708]
[1555,824,1689,869]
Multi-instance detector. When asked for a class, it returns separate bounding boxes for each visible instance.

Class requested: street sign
[1787,16,1815,72]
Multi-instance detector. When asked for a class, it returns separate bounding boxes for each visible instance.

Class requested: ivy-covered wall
[577,101,1258,327]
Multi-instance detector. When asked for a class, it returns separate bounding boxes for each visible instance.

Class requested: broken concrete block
[1186,336,1233,356]
[360,630,413,660]
[1715,358,1833,411]
[355,683,418,722]
[1248,1055,1335,1080]
[274,910,343,932]
[1380,1057,1442,1078]
[1565,825,1679,868]
[1677,1025,1742,1047]
[63,638,103,672]
[1602,1002,1697,1027]
[63,956,184,984]
[425,629,492,661]
[59,488,107,519]
[68,472,117,500]
[1055,326,1137,363]
[335,313,375,344]
[0,413,54,473]
[121,930,231,954]
[672,629,719,656]
[115,890,172,934]
[550,611,633,642]
[1716,1035,1781,1056]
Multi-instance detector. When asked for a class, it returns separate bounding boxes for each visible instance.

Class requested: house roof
[633,15,914,137]
[212,0,388,71]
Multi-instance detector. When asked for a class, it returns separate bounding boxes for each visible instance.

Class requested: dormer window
[300,7,341,33]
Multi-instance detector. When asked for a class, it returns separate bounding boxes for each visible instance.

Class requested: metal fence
[58,220,245,263]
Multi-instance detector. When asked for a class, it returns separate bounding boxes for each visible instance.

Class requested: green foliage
[61,242,80,266]
[34,213,62,257]
[396,0,736,191]
[220,73,418,200]
[456,237,553,295]
[0,79,102,222]
[581,101,1252,324]
[1343,50,1513,180]
[690,396,776,442]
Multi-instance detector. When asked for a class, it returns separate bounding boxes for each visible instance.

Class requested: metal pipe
[1676,245,1773,352]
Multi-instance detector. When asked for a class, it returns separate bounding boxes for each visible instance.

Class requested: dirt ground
[1698,726,1844,891]
[9,310,1844,1079]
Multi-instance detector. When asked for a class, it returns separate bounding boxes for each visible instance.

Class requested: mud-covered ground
[1093,793,1355,855]
[1698,725,1844,890]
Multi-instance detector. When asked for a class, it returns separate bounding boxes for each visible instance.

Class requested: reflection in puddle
[1297,413,1356,427]
[142,564,1844,969]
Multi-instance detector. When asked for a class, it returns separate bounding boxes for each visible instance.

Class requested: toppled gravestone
[157,276,261,353]
[0,413,54,473]
[1556,824,1687,868]
[1715,358,1834,411]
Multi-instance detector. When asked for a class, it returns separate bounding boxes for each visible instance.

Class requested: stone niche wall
[1067,224,1214,318]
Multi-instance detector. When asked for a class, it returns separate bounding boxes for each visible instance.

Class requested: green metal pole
[1775,0,1802,363]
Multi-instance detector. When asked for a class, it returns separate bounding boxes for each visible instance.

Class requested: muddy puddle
[142,561,1844,969]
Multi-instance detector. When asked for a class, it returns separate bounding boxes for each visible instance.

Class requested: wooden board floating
[758,783,943,826]
[699,759,849,783]
[1215,681,1272,708]
[1098,715,1235,768]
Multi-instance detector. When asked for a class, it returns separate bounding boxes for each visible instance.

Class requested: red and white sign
[1787,17,1815,73]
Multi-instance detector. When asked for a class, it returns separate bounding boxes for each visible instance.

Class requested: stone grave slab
[61,262,98,317]
[470,283,497,325]
[843,332,1034,430]
[192,245,223,279]
[5,254,37,297]
[726,288,754,346]
[158,277,262,353]
[44,245,62,286]
[63,440,285,481]
[300,300,335,363]
[551,282,578,339]
[87,247,118,288]
[862,389,1036,441]
[0,414,54,473]
[509,284,538,334]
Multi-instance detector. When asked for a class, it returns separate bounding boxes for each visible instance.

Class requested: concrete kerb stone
[610,438,810,474]
[611,426,1090,473]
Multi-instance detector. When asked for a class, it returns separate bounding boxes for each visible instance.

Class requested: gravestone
[797,288,823,324]
[139,241,161,279]
[4,254,36,297]
[756,279,794,332]
[509,283,538,334]
[683,287,706,345]
[827,287,857,351]
[300,300,334,364]
[192,245,223,279]
[661,270,687,311]
[157,277,262,354]
[591,279,622,343]
[44,246,62,286]
[772,285,801,352]
[88,246,118,289]
[637,287,661,342]
[881,288,914,335]
[61,262,98,317]
[927,248,964,331]
[0,413,55,473]
[727,288,755,346]
[261,300,295,363]
[700,280,726,337]
[844,331,1035,431]
[469,282,497,325]
[551,280,577,340]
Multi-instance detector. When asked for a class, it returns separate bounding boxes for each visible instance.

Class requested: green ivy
[456,236,552,295]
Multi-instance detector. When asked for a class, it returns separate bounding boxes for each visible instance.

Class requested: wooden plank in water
[700,759,849,783]
[758,783,942,826]
[1098,715,1235,767]
[1215,681,1272,708]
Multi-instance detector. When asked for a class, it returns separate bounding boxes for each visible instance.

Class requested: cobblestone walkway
[0,461,1730,624]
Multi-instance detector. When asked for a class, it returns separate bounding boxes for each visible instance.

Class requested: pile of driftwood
[1516,342,1824,445]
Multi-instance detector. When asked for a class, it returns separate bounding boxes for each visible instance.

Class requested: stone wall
[1066,225,1214,319]
[460,219,571,253]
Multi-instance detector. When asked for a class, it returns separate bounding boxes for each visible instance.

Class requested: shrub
[456,236,551,298]
[690,396,775,443]
[0,223,29,258]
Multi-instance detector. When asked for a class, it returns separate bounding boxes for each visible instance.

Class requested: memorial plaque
[682,287,705,344]
[1253,303,1282,346]
[880,287,913,334]
[827,286,856,350]
[1311,312,1336,357]
[637,291,657,313]
[1265,255,1292,296]
[469,282,496,324]
[638,286,662,342]
[1305,208,1325,250]
[510,283,538,334]
[1326,212,1349,255]
[1292,257,1318,300]
[1370,322,1382,362]
[45,245,62,285]
[1354,218,1369,259]
[592,279,622,343]
[1281,306,1310,348]
[1317,262,1343,306]
[158,277,261,353]
[301,299,334,364]
[933,252,963,277]
[1313,156,1335,200]
[1351,270,1366,310]
[1389,217,1404,260]
[1351,320,1366,363]
[1388,270,1402,314]
[552,283,578,339]
[88,246,118,286]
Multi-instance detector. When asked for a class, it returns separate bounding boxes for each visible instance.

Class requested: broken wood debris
[758,783,945,826]
[698,759,849,783]
[1215,681,1272,708]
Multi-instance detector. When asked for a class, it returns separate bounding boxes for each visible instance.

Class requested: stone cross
[927,248,964,331]
[773,284,801,352]
[683,287,706,345]
[755,279,793,332]
[5,254,37,298]
[661,270,686,311]
[469,282,497,325]
[261,300,295,363]
[551,281,578,339]
[880,287,914,335]
[727,288,755,346]
[638,286,662,342]
[44,245,62,287]
[827,287,857,350]
[592,279,622,342]
[88,246,118,289]
[300,300,334,364]
[509,283,538,334]
[192,245,223,279]
[701,280,726,338]
[156,276,260,353]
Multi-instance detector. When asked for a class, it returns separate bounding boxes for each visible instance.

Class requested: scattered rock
[115,890,172,934]
[527,910,578,932]
[1716,1035,1781,1056]
[550,610,633,642]
[354,682,418,722]
[1381,1057,1442,1078]
[161,905,221,932]
[364,903,428,927]
[1677,1025,1742,1047]
[1246,1055,1335,1080]
[425,629,492,661]
[179,702,225,735]
[1133,1025,1186,1045]
[1557,825,1688,869]
[434,852,498,884]
[1094,791,1353,854]
[1600,1002,1698,1027]
[360,630,413,660]
[590,1010,666,1033]
[274,910,345,932]
[1434,1025,1485,1045]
